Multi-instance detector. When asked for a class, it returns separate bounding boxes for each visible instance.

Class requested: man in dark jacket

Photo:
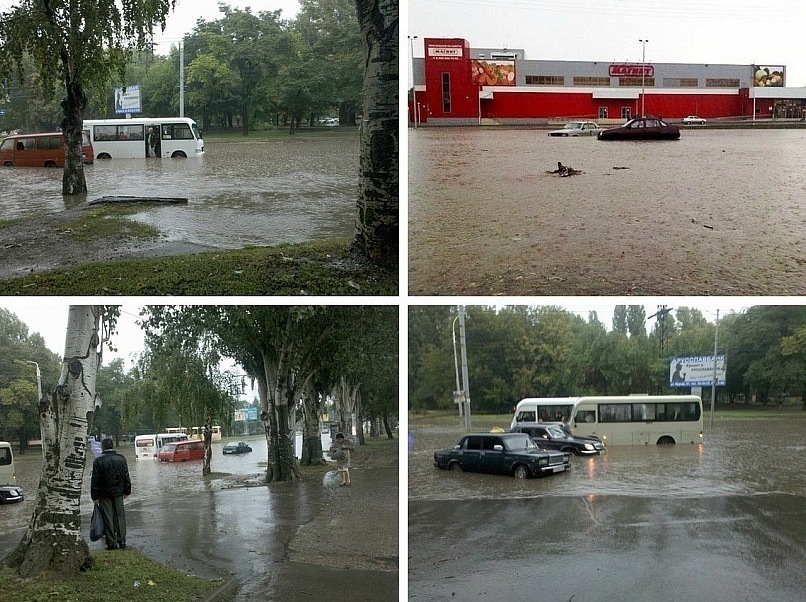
[91,438,131,550]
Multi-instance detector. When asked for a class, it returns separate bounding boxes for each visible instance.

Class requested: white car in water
[682,115,707,125]
[548,121,601,137]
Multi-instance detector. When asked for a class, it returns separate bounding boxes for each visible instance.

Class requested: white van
[0,441,24,503]
[134,434,158,460]
[510,397,581,429]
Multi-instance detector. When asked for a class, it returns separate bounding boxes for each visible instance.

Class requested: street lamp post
[451,315,463,417]
[408,35,419,127]
[639,39,649,117]
[22,360,42,403]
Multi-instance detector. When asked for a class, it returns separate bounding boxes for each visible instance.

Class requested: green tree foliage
[0,0,178,194]
[0,309,61,450]
[408,305,806,413]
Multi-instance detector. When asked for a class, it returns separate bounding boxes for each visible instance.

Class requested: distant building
[410,37,806,125]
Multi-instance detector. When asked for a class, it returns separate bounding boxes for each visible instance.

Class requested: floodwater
[1,433,398,600]
[409,414,806,601]
[408,127,806,295]
[0,134,358,248]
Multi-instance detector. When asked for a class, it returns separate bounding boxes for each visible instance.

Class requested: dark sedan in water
[597,115,680,140]
[433,432,570,479]
[510,424,604,455]
[222,442,252,455]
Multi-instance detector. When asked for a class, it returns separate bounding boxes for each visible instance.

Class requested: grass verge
[0,550,222,602]
[0,238,397,295]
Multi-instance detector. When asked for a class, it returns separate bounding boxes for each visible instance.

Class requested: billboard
[471,60,516,86]
[427,45,464,60]
[753,65,785,87]
[670,355,726,387]
[114,85,142,114]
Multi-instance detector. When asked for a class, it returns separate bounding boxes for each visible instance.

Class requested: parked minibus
[0,131,94,167]
[157,439,205,462]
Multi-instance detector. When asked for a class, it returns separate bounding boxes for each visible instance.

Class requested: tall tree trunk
[61,73,88,195]
[300,382,326,466]
[202,419,212,476]
[353,0,399,269]
[4,306,101,578]
[257,376,278,483]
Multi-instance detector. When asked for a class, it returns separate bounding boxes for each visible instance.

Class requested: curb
[199,576,240,602]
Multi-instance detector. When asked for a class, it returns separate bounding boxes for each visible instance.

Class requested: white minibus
[571,395,704,445]
[82,117,204,159]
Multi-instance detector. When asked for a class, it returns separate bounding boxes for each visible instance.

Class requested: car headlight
[584,443,594,450]
[538,457,548,467]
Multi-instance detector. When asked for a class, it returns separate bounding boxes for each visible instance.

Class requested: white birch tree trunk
[3,306,101,577]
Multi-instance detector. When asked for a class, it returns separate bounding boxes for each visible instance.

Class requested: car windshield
[503,435,538,451]
[563,123,583,129]
[546,424,566,438]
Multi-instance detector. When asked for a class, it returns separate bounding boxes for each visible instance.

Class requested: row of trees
[1,304,398,577]
[409,305,806,413]
[0,0,362,134]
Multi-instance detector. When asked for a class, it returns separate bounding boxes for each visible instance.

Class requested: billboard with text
[670,355,726,387]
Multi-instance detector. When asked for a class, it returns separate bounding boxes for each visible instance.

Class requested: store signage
[428,45,464,59]
[609,64,654,77]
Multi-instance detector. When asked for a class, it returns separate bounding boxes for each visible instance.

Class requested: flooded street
[0,433,399,600]
[0,134,358,248]
[409,128,806,295]
[409,414,806,601]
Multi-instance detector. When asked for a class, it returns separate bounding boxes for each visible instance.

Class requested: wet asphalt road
[409,493,805,601]
[408,414,806,601]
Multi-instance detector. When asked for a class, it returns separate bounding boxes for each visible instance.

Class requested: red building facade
[410,37,806,125]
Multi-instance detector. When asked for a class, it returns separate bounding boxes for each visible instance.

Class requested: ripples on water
[408,415,806,501]
[0,135,358,248]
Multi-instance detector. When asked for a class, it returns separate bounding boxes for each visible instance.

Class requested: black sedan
[597,115,680,141]
[222,442,252,455]
[511,424,604,455]
[0,485,24,504]
[433,432,570,479]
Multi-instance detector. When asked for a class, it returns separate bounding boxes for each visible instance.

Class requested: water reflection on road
[0,134,358,248]
[409,414,806,500]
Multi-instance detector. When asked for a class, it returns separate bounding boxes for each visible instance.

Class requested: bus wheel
[513,465,528,479]
[657,436,676,445]
[97,153,111,160]
[44,161,57,167]
[171,151,187,158]
[3,161,13,166]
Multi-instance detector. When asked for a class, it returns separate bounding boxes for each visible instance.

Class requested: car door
[457,436,484,472]
[476,435,507,475]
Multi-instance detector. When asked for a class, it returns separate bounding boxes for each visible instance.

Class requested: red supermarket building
[410,37,806,125]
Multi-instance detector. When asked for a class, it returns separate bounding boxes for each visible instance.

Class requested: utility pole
[710,310,720,432]
[458,306,471,431]
[179,39,185,118]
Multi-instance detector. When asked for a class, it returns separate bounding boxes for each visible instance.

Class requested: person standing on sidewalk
[330,433,355,486]
[90,438,131,550]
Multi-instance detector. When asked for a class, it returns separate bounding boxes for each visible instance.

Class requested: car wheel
[513,465,528,479]
[448,462,463,472]
[657,436,676,445]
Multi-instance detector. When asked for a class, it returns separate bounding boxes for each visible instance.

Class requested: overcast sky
[2,302,146,370]
[0,1,301,54]
[407,0,806,86]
